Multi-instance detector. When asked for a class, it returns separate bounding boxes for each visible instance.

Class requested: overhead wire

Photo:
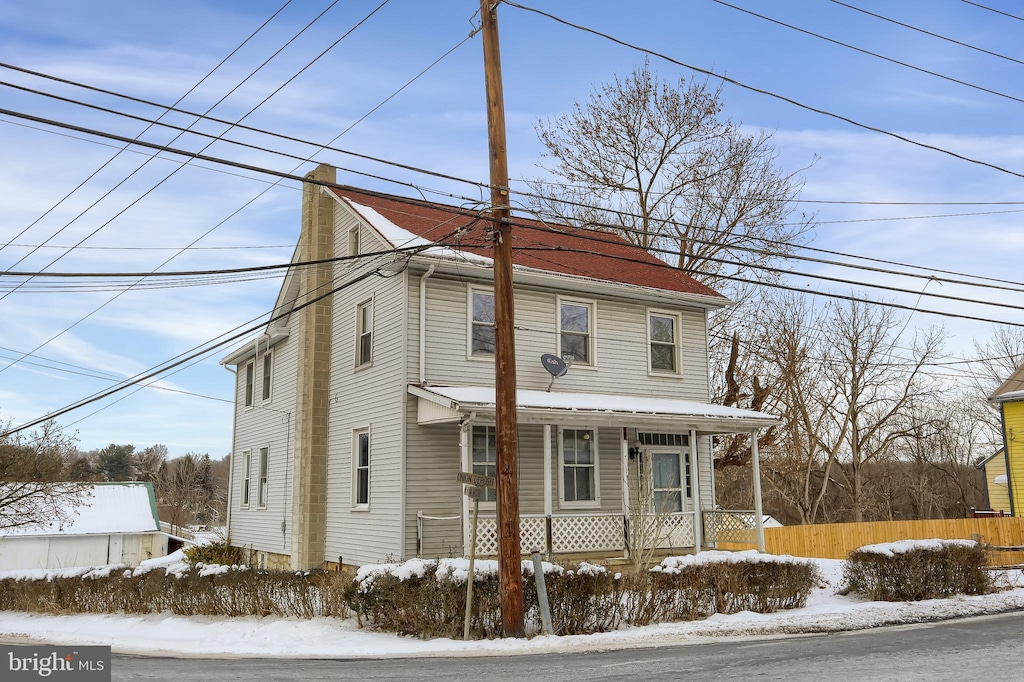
[712,0,1024,107]
[0,0,297,258]
[0,0,394,375]
[0,220,476,437]
[500,1,1024,182]
[961,0,1024,22]
[830,0,1024,68]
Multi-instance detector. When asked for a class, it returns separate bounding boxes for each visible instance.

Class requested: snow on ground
[2,557,1023,659]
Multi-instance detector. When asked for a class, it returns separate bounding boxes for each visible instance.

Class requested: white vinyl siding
[417,275,709,401]
[324,207,405,566]
[228,319,298,554]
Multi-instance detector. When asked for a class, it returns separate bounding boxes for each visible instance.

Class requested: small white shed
[0,482,167,571]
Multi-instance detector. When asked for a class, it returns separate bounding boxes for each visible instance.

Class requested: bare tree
[530,60,815,291]
[0,416,91,531]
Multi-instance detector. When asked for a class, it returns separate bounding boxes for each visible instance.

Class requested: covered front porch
[410,385,778,560]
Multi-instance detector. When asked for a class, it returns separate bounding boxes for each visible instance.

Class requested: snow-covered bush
[843,539,992,601]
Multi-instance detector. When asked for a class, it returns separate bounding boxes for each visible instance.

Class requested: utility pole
[480,0,524,638]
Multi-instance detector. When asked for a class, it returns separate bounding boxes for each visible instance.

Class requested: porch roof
[409,384,780,434]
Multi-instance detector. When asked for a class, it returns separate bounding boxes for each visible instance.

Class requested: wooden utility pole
[480,0,524,638]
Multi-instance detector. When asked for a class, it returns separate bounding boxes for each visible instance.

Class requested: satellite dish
[541,353,568,378]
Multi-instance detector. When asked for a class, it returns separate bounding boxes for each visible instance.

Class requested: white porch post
[460,420,472,556]
[690,429,701,553]
[620,428,630,559]
[543,423,553,555]
[750,429,765,552]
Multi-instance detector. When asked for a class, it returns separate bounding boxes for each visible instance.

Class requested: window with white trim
[559,298,594,366]
[472,425,497,503]
[348,225,360,256]
[356,300,373,366]
[261,351,273,402]
[257,447,269,508]
[648,310,681,374]
[470,289,495,356]
[651,451,691,513]
[560,428,599,507]
[244,361,254,407]
[353,428,370,507]
[241,449,252,507]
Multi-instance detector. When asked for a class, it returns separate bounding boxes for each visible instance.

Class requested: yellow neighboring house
[990,365,1024,516]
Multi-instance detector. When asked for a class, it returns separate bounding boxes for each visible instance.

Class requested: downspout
[750,428,765,552]
[419,265,436,385]
[223,364,237,541]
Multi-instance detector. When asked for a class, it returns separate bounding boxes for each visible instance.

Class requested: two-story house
[221,164,778,571]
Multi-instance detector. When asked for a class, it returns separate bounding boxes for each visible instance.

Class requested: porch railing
[703,509,759,545]
[472,511,697,557]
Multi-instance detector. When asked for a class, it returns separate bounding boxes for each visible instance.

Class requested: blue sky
[1,0,1022,457]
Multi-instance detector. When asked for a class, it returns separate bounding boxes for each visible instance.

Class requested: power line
[961,0,1024,22]
[501,1,1024,182]
[713,0,1024,107]
[0,223,471,438]
[830,0,1024,68]
[0,0,393,375]
[0,0,297,259]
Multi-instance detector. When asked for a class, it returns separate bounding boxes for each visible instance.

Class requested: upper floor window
[472,425,497,503]
[648,310,681,374]
[560,428,599,507]
[257,447,269,508]
[261,351,273,402]
[470,289,495,356]
[353,428,370,507]
[356,299,373,366]
[244,361,254,407]
[240,449,252,507]
[559,298,594,366]
[348,225,360,256]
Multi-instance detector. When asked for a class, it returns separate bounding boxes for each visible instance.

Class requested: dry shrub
[544,564,625,634]
[844,540,992,602]
[0,568,351,619]
[183,539,244,567]
[347,555,819,638]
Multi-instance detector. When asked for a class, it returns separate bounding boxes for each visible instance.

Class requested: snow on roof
[412,385,779,427]
[992,389,1024,403]
[1,482,160,538]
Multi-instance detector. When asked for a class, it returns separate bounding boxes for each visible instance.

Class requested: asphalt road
[110,610,1024,681]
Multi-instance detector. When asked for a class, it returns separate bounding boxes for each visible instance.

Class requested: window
[353,429,370,507]
[261,351,273,401]
[356,300,373,366]
[257,447,269,508]
[559,298,594,365]
[651,452,691,513]
[241,450,252,507]
[244,361,254,407]
[470,289,495,356]
[472,426,497,503]
[648,311,680,374]
[348,225,360,256]
[560,428,598,507]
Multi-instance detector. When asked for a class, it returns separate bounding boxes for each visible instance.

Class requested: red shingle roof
[331,187,726,300]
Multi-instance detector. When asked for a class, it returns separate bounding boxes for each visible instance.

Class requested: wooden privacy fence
[721,517,1024,566]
